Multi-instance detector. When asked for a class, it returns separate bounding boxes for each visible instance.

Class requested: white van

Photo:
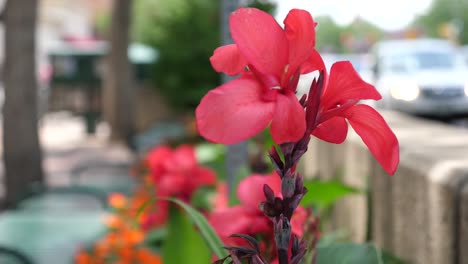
[462,45,468,65]
[371,38,468,117]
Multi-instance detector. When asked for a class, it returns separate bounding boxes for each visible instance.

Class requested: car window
[411,51,455,69]
[383,51,456,73]
[382,55,412,74]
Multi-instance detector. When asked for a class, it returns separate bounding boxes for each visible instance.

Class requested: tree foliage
[315,16,344,53]
[413,0,468,44]
[133,0,276,113]
[315,16,383,53]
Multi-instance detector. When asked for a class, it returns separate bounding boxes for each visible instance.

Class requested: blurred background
[0,0,466,263]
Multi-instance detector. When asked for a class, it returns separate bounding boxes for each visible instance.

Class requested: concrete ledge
[303,111,468,264]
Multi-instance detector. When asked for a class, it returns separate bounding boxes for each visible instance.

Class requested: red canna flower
[306,58,399,175]
[142,145,217,229]
[209,173,307,245]
[145,145,217,201]
[196,7,322,145]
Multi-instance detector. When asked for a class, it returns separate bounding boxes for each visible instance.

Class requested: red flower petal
[141,200,169,229]
[191,167,217,189]
[196,76,275,144]
[157,172,186,197]
[163,145,197,171]
[210,206,271,240]
[230,7,288,77]
[284,9,316,74]
[300,49,326,74]
[321,61,381,110]
[146,146,173,180]
[312,116,348,144]
[209,206,253,238]
[245,213,272,235]
[270,90,306,144]
[210,44,247,76]
[237,173,281,210]
[344,104,399,175]
[291,206,307,237]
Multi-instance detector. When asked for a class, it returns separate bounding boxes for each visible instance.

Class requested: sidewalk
[0,111,136,200]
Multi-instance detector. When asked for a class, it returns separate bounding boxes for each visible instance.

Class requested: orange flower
[108,193,128,209]
[74,251,94,264]
[124,229,145,245]
[104,214,124,229]
[137,248,162,263]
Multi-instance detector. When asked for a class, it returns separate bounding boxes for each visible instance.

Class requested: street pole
[221,0,248,202]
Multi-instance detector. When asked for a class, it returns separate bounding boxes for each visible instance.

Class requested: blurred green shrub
[132,0,276,113]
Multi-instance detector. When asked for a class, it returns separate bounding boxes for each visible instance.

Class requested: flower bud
[274,215,292,250]
[281,173,296,198]
[263,184,275,202]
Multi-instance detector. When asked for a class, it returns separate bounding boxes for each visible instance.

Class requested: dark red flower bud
[263,184,275,203]
[281,174,296,198]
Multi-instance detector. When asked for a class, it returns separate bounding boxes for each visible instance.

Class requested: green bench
[0,161,131,263]
[0,121,185,263]
[16,186,108,212]
[0,183,110,263]
[0,210,107,264]
[0,246,33,264]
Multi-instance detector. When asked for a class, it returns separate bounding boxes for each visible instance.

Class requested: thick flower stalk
[195,7,400,264]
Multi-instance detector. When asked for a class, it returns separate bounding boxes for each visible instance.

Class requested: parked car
[371,39,468,117]
[462,45,468,65]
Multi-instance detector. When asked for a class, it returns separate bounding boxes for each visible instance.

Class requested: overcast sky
[275,0,433,30]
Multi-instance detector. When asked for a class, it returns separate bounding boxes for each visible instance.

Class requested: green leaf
[165,198,228,259]
[316,243,383,264]
[196,143,227,181]
[136,196,155,217]
[301,179,360,209]
[163,205,211,264]
[190,186,216,211]
[195,143,225,164]
[144,227,167,249]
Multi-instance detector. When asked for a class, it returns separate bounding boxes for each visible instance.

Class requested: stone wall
[302,111,468,264]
